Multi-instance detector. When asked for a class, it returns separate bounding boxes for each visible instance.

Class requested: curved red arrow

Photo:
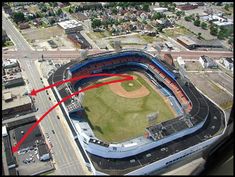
[30,73,132,96]
[12,73,133,153]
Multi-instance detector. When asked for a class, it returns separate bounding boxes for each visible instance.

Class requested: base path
[109,75,150,98]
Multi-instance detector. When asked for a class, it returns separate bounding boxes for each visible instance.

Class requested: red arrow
[30,73,133,96]
[12,73,133,153]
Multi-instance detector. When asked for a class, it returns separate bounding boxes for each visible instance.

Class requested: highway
[2,12,88,175]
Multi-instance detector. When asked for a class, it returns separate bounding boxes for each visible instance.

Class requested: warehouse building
[177,36,224,50]
[2,59,21,74]
[2,86,33,119]
[2,116,53,175]
[3,73,25,89]
[177,36,197,49]
[58,20,83,34]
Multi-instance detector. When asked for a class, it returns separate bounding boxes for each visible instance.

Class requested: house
[33,18,42,27]
[140,12,148,20]
[3,4,13,15]
[199,55,218,69]
[223,58,233,71]
[156,18,173,28]
[41,17,50,26]
[19,22,30,30]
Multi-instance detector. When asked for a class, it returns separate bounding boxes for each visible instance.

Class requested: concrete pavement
[3,49,234,61]
[20,59,88,175]
[2,11,89,175]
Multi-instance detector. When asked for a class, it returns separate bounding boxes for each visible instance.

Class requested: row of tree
[184,14,208,30]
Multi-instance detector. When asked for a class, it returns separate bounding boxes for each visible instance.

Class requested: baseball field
[82,72,175,143]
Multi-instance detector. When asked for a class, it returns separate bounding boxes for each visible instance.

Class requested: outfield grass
[82,73,175,143]
[120,79,142,92]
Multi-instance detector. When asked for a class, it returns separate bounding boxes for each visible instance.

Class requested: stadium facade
[48,50,226,175]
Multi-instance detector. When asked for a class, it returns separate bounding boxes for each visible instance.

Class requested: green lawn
[163,25,193,38]
[82,73,175,143]
[121,78,142,92]
[3,40,14,47]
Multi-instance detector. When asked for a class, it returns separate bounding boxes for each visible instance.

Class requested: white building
[2,126,8,137]
[223,58,233,71]
[177,57,185,68]
[153,7,168,13]
[199,55,218,69]
[58,20,83,34]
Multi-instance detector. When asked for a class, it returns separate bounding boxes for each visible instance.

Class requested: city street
[2,11,89,175]
[2,6,233,175]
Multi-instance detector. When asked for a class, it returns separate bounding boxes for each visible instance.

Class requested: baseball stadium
[48,50,226,175]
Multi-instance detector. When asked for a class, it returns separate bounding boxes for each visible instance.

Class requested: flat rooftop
[177,36,196,46]
[58,20,82,30]
[11,121,43,149]
[2,86,31,110]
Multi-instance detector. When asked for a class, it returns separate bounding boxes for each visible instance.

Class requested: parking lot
[205,72,233,94]
[21,26,76,50]
[187,72,233,110]
[184,60,203,71]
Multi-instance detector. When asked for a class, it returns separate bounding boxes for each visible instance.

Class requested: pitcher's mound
[109,75,150,99]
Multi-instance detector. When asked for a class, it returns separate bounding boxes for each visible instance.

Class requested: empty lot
[187,72,233,110]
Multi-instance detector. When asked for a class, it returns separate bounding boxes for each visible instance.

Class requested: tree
[69,7,73,14]
[197,32,202,39]
[201,22,208,30]
[91,18,102,29]
[143,3,150,12]
[184,16,191,22]
[111,7,118,14]
[228,37,233,45]
[210,25,218,36]
[152,12,163,20]
[176,11,182,17]
[57,8,63,16]
[168,6,175,12]
[218,27,229,39]
[224,4,230,11]
[12,12,25,24]
[41,6,47,13]
[193,19,201,27]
